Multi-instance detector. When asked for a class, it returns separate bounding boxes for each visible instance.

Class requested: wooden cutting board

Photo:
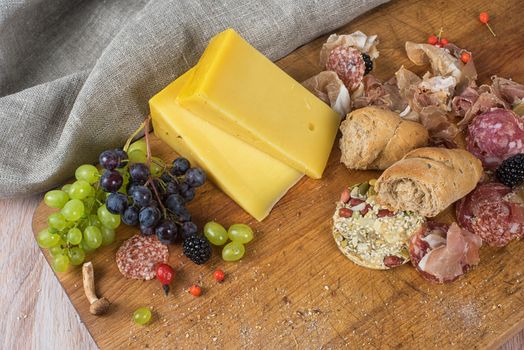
[32,0,524,348]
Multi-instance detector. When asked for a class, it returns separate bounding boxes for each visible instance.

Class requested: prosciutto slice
[491,76,524,105]
[351,75,407,112]
[409,222,482,283]
[302,71,351,117]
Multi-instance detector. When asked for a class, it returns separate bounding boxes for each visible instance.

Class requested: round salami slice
[116,235,169,280]
[326,45,365,91]
[466,108,524,170]
[456,182,524,247]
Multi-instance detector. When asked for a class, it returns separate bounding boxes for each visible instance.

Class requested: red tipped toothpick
[479,12,496,37]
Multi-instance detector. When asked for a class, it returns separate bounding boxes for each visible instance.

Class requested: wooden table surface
[2,194,522,350]
[2,0,524,348]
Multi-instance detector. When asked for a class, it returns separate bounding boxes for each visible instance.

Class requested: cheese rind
[150,70,303,221]
[177,29,340,179]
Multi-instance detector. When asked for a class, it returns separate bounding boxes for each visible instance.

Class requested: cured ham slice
[409,222,481,283]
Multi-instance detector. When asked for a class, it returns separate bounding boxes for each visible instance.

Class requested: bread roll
[339,107,428,170]
[375,147,483,217]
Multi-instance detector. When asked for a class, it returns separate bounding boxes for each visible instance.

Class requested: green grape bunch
[39,161,120,272]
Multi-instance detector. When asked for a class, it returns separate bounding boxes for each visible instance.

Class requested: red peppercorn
[460,52,471,64]
[155,263,175,296]
[213,269,225,282]
[427,35,438,45]
[189,284,202,297]
[440,38,449,45]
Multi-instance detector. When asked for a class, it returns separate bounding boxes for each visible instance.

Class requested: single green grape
[128,139,147,154]
[204,221,228,245]
[80,239,96,253]
[222,241,245,262]
[150,156,165,177]
[75,164,99,184]
[37,228,61,248]
[128,150,147,164]
[44,190,69,209]
[133,307,152,325]
[68,247,86,265]
[61,199,85,221]
[61,184,72,195]
[228,224,254,244]
[69,180,92,200]
[84,226,103,249]
[47,212,67,230]
[49,245,64,257]
[67,227,83,245]
[100,226,116,246]
[52,254,70,272]
[88,214,102,227]
[97,205,120,229]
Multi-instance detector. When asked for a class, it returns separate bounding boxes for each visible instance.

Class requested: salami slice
[466,108,524,170]
[456,182,524,247]
[409,222,481,283]
[326,45,365,91]
[116,235,169,280]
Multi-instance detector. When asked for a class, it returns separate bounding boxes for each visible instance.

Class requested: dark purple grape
[122,207,139,226]
[129,163,150,185]
[100,170,123,192]
[180,187,195,202]
[175,206,192,222]
[155,220,178,244]
[185,168,206,187]
[114,148,128,168]
[171,157,190,176]
[131,186,152,207]
[165,181,178,195]
[181,221,198,239]
[165,194,184,212]
[139,206,161,228]
[140,224,155,236]
[106,192,128,214]
[99,150,119,170]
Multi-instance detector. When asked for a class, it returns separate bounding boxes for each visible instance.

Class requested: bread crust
[339,107,428,170]
[375,147,483,217]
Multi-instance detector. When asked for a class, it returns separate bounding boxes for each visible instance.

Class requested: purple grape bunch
[98,144,207,247]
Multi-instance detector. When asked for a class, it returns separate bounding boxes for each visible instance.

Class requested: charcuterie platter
[32,0,524,348]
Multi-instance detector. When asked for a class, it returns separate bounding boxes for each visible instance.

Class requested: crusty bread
[375,147,483,217]
[339,107,428,170]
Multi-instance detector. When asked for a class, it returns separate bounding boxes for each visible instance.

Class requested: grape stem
[143,115,152,168]
[142,115,167,217]
[123,120,147,153]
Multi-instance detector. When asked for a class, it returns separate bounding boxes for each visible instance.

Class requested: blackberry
[496,154,524,187]
[362,53,373,75]
[183,235,212,264]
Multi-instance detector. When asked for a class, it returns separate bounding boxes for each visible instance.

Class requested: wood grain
[19,0,524,349]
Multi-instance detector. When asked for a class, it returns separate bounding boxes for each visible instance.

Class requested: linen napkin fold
[0,0,387,197]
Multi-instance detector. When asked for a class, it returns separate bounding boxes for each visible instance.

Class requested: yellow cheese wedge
[177,28,340,179]
[150,69,303,221]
